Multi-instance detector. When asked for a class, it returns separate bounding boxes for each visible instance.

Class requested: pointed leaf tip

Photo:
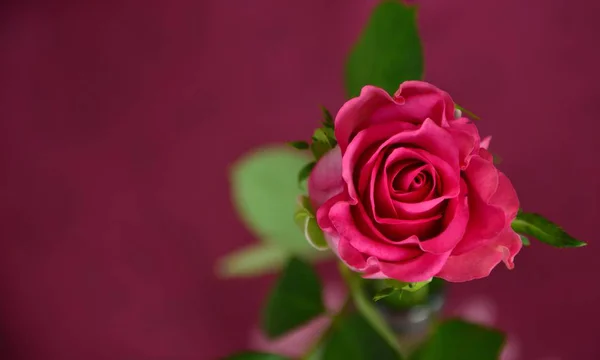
[512,212,587,248]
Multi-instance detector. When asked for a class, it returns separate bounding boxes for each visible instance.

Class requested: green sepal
[294,196,328,251]
[372,287,401,302]
[297,161,316,187]
[288,141,310,150]
[321,106,334,129]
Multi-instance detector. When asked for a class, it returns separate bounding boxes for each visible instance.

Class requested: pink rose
[308,81,521,282]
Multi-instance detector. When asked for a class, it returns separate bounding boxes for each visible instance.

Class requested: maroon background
[1,0,599,359]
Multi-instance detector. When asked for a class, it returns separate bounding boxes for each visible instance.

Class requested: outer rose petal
[335,234,450,283]
[480,136,492,150]
[378,250,451,283]
[453,155,506,254]
[491,172,520,221]
[437,227,523,282]
[316,192,347,234]
[308,146,343,208]
[392,81,456,127]
[334,86,404,152]
[447,118,481,169]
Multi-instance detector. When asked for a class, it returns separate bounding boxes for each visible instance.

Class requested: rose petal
[491,172,519,221]
[365,150,398,219]
[437,227,523,282]
[392,81,456,127]
[418,180,470,254]
[329,201,422,261]
[316,192,348,234]
[480,136,492,150]
[391,162,428,192]
[447,119,481,169]
[385,147,460,202]
[342,119,459,205]
[334,86,405,152]
[374,211,442,241]
[378,250,452,283]
[478,147,494,162]
[308,146,343,209]
[453,155,511,254]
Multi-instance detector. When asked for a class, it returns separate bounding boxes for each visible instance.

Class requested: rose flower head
[308,81,521,283]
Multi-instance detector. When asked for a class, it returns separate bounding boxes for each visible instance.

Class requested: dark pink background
[1,0,599,359]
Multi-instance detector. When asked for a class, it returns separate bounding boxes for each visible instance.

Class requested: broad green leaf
[345,1,423,98]
[512,211,586,248]
[262,257,326,338]
[298,162,316,186]
[230,146,315,253]
[288,141,309,150]
[519,234,530,246]
[222,352,289,360]
[412,319,505,360]
[323,313,401,360]
[217,244,289,278]
[339,263,404,357]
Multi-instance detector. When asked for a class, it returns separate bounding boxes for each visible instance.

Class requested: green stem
[300,295,352,360]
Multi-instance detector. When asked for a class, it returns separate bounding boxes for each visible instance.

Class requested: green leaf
[412,319,505,360]
[323,313,402,360]
[373,287,400,302]
[519,234,531,246]
[512,211,586,248]
[222,352,290,360]
[345,1,423,98]
[230,146,316,254]
[298,162,316,186]
[321,106,334,128]
[217,244,289,278]
[288,141,309,150]
[339,263,404,357]
[262,257,326,338]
